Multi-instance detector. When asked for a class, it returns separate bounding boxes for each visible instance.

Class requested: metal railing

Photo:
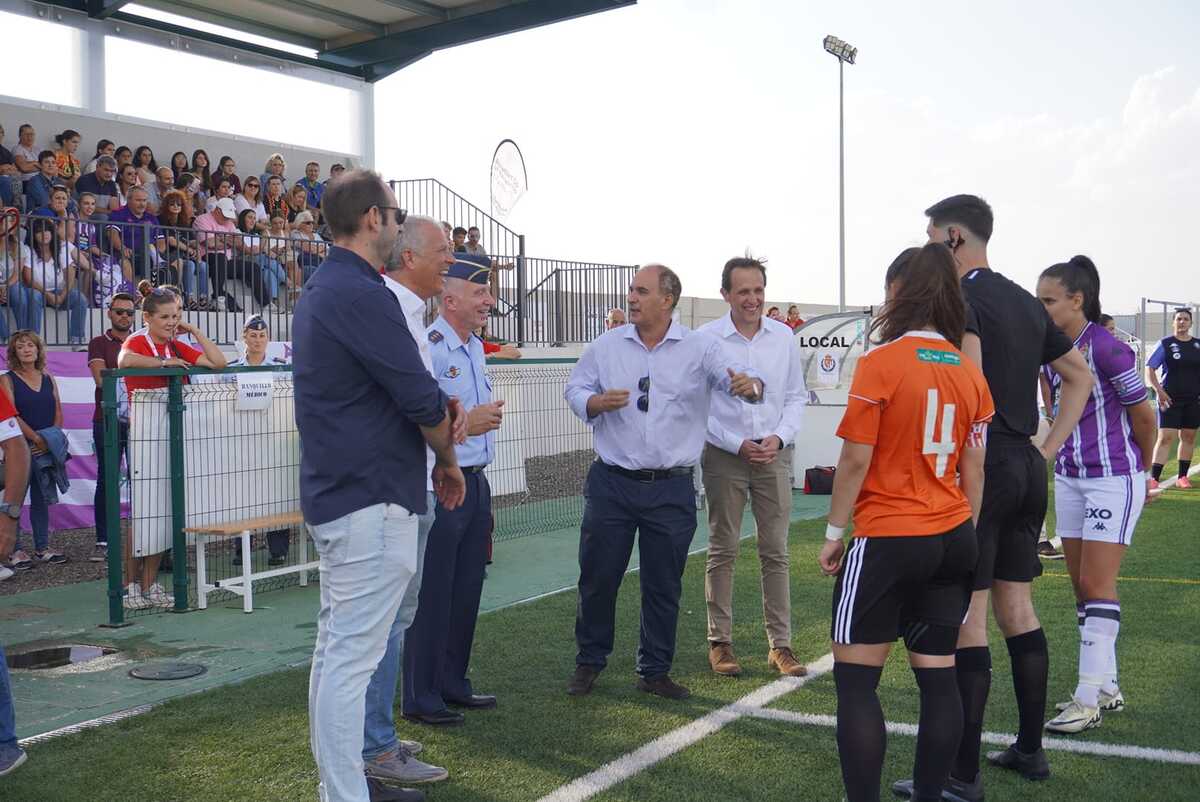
[524,259,638,345]
[99,359,592,624]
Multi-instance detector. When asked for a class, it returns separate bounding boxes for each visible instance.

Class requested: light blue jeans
[0,642,15,750]
[258,255,286,302]
[363,491,435,760]
[7,284,41,334]
[35,288,87,341]
[308,502,419,802]
[179,259,210,301]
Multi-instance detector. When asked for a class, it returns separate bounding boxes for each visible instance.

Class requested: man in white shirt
[563,264,764,701]
[363,214,461,796]
[697,256,808,679]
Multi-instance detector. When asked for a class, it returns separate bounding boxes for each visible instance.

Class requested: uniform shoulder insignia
[428,330,444,343]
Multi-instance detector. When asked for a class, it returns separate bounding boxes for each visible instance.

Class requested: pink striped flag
[0,351,125,532]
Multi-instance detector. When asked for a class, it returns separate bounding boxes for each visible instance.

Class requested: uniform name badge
[236,372,273,411]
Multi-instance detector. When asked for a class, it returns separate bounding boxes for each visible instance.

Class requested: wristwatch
[0,502,21,520]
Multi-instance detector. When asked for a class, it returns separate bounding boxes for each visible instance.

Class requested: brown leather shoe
[567,664,601,696]
[636,673,691,700]
[708,642,742,676]
[767,647,807,677]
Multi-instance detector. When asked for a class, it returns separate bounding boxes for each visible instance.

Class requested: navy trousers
[575,463,698,678]
[92,419,129,546]
[402,470,491,715]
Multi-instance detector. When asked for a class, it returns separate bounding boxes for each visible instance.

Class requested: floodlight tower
[823,35,857,311]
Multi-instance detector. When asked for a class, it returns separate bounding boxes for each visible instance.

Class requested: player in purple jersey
[1035,256,1157,735]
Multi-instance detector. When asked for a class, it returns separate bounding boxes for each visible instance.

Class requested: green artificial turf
[6,489,1198,801]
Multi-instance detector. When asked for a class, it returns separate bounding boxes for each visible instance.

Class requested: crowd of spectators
[0,122,344,339]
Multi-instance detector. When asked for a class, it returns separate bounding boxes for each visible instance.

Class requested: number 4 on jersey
[923,388,956,477]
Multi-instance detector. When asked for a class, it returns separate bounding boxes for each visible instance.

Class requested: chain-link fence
[101,359,596,624]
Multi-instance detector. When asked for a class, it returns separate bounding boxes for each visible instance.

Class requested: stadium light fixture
[823,35,857,311]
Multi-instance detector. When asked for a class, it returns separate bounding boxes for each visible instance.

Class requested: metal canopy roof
[42,0,635,82]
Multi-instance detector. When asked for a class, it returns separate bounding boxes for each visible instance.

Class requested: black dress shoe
[367,777,425,802]
[567,665,601,696]
[636,673,691,700]
[987,743,1050,780]
[445,693,497,709]
[401,709,465,727]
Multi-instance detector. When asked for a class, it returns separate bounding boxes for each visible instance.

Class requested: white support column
[85,27,107,114]
[359,81,375,169]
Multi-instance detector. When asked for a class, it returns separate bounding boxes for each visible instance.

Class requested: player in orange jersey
[818,243,994,802]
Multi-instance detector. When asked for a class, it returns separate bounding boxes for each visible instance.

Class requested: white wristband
[825,523,846,542]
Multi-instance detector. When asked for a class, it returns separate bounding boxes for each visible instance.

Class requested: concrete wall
[0,96,357,187]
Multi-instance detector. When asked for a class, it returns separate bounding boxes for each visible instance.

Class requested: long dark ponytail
[871,242,966,348]
[1041,255,1101,323]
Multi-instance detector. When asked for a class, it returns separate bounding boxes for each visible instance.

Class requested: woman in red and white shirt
[116,288,225,608]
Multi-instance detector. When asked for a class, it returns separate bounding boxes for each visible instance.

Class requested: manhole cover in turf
[6,645,117,670]
[129,662,207,681]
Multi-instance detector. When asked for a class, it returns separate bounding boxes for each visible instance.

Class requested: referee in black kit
[894,196,1093,802]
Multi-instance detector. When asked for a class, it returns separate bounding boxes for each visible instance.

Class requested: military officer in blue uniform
[402,253,504,726]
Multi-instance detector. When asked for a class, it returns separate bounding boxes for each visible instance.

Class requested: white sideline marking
[534,654,835,802]
[746,707,1200,766]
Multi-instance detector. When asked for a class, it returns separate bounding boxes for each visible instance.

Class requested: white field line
[746,707,1200,766]
[533,654,835,802]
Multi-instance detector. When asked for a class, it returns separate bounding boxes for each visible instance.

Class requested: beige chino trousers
[701,443,794,648]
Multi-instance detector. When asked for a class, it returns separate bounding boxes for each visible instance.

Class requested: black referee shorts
[974,442,1046,590]
[830,520,977,655]
[1159,398,1200,431]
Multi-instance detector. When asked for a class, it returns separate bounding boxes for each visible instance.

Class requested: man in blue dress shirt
[563,263,764,700]
[403,252,505,727]
[293,170,465,802]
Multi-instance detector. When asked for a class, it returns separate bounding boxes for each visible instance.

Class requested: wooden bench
[184,511,315,613]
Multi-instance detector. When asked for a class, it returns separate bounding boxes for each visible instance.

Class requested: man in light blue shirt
[404,252,505,727]
[563,263,764,700]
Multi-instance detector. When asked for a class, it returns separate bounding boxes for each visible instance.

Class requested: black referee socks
[952,646,991,783]
[1152,462,1164,481]
[834,662,885,802]
[1006,628,1049,754]
[1179,460,1192,479]
[912,666,962,802]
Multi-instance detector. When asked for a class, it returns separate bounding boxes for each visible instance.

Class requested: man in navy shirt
[293,169,466,802]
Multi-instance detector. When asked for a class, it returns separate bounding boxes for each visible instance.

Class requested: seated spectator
[132,146,158,187]
[82,138,114,175]
[260,152,287,189]
[10,124,40,182]
[481,336,522,360]
[23,151,60,211]
[173,171,200,208]
[785,304,804,331]
[263,175,287,222]
[289,211,326,283]
[107,187,159,283]
[452,226,467,252]
[52,130,82,192]
[296,161,323,218]
[1,330,69,569]
[205,176,234,213]
[441,220,453,248]
[21,217,86,345]
[144,166,174,214]
[169,151,189,180]
[265,213,299,300]
[76,156,121,215]
[605,307,626,329]
[75,193,127,307]
[194,197,244,312]
[114,146,134,174]
[33,186,79,256]
[766,306,782,321]
[235,210,283,313]
[115,163,141,209]
[324,162,344,187]
[233,176,267,231]
[156,191,207,309]
[0,209,34,335]
[0,126,18,207]
[285,184,308,223]
[216,156,241,195]
[191,149,212,200]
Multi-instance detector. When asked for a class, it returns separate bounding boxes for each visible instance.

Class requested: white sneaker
[144,582,173,607]
[0,565,13,582]
[1045,699,1102,733]
[123,583,145,609]
[1058,687,1124,712]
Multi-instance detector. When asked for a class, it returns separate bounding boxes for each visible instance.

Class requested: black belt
[598,460,693,482]
[461,464,486,474]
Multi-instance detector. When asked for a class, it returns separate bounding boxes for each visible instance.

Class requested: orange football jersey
[836,331,995,537]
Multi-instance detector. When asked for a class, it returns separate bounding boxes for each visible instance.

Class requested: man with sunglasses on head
[564,264,765,701]
[294,170,466,802]
[87,292,138,563]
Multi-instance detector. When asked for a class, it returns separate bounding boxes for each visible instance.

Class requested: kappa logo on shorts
[1092,521,1108,532]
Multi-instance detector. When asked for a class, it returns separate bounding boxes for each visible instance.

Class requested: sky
[372,0,1200,312]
